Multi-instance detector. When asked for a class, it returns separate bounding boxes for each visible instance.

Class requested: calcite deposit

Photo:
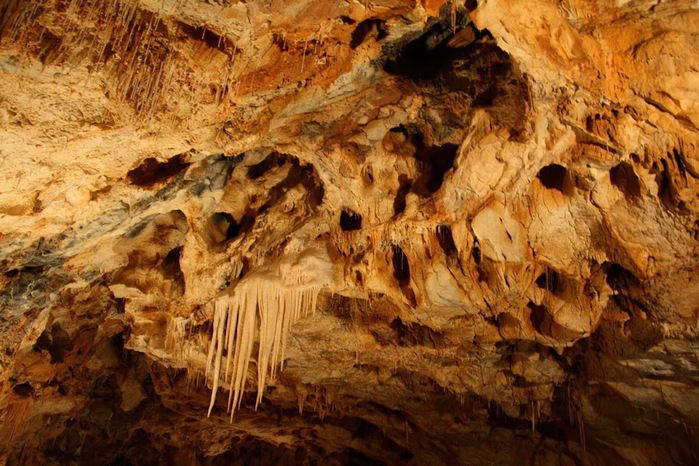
[1,0,698,464]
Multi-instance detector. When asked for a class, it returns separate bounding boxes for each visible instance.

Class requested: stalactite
[206,248,331,420]
[300,37,308,74]
[206,281,323,419]
[65,0,79,17]
[578,409,586,451]
[3,0,30,43]
[0,0,182,121]
[84,0,106,58]
[297,392,306,415]
[144,55,166,121]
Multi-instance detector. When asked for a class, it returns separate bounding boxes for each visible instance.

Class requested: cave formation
[1,0,699,465]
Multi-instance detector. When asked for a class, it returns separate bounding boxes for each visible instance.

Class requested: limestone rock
[1,1,699,465]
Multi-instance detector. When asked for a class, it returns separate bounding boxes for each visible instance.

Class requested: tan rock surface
[1,0,698,464]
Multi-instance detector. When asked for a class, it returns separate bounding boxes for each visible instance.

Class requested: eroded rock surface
[1,1,698,465]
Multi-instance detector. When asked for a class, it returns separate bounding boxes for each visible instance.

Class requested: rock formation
[1,0,698,464]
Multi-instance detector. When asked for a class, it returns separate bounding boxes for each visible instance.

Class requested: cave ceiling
[1,0,699,465]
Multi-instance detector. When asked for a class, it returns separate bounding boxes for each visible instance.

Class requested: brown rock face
[1,1,698,465]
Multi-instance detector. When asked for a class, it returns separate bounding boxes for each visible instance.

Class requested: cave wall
[1,1,698,465]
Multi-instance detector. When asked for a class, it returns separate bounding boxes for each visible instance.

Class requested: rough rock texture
[1,0,699,465]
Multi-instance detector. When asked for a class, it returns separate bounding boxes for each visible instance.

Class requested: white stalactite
[205,244,332,420]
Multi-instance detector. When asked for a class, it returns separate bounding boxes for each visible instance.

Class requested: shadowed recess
[436,224,458,258]
[390,317,444,348]
[384,125,458,197]
[528,301,551,336]
[537,164,573,195]
[536,268,560,294]
[350,18,387,49]
[340,210,362,231]
[610,162,641,199]
[391,245,416,306]
[247,152,288,180]
[127,153,190,187]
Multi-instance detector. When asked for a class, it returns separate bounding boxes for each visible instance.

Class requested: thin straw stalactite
[0,0,178,122]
